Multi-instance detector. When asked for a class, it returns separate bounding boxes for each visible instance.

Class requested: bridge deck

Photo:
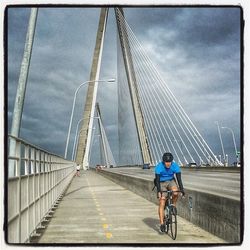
[105,167,241,200]
[38,170,225,244]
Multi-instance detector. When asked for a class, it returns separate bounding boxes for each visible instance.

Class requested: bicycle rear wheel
[170,212,177,240]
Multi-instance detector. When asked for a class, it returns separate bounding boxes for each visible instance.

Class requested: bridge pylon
[115,7,153,165]
[75,8,109,168]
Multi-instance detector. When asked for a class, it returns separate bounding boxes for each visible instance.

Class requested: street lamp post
[221,126,238,165]
[64,79,115,159]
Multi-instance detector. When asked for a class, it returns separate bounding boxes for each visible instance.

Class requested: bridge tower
[75,8,108,168]
[76,7,152,167]
[115,8,153,165]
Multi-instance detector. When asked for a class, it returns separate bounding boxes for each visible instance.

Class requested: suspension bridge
[5,7,242,245]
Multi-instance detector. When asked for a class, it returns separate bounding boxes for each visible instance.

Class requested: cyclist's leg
[168,180,179,207]
[159,197,166,225]
[159,182,168,225]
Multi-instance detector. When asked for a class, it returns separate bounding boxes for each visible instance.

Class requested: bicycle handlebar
[160,190,185,198]
[161,190,183,193]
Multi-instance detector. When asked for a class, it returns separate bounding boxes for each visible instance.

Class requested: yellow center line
[86,175,113,240]
[105,232,113,239]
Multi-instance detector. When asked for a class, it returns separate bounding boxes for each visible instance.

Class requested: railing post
[48,155,52,212]
[25,144,30,242]
[33,149,36,233]
[38,151,41,225]
[43,153,45,221]
[16,140,21,242]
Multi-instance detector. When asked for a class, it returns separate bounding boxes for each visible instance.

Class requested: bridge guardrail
[7,135,76,243]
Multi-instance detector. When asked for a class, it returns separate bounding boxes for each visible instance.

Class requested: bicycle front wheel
[164,215,169,234]
[170,212,177,240]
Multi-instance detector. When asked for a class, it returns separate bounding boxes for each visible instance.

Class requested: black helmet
[162,152,173,162]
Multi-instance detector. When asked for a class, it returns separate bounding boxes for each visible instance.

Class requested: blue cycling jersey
[155,161,181,182]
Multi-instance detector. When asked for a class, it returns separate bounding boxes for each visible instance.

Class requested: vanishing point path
[38,170,225,244]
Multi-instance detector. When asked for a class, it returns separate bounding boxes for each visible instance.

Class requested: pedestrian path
[38,170,225,244]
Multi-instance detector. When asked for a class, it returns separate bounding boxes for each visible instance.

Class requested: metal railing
[7,135,76,243]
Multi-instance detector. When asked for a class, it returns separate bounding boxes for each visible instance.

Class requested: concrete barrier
[97,169,241,243]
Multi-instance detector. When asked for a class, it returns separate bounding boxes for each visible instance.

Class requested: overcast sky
[7,6,242,165]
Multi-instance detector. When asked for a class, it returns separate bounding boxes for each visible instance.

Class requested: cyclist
[155,152,185,233]
[75,164,81,177]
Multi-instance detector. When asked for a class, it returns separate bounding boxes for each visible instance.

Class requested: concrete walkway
[38,170,225,244]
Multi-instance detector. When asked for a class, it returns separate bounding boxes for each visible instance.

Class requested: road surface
[38,170,225,244]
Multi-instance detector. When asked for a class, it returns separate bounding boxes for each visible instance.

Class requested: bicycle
[162,190,182,240]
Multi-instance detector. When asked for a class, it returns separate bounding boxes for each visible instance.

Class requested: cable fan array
[116,8,222,166]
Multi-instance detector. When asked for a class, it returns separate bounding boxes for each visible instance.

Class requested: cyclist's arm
[155,174,161,194]
[175,172,185,195]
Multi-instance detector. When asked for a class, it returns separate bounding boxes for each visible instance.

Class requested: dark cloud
[7,6,241,165]
[126,7,240,47]
[177,8,240,45]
